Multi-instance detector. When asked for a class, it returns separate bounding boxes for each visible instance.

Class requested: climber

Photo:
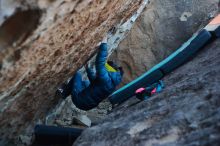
[56,36,124,110]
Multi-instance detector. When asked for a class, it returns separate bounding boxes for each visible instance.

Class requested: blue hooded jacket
[71,43,122,110]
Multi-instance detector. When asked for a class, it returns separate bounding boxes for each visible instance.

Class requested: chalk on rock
[18,135,32,146]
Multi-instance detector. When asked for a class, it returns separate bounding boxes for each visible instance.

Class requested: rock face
[74,38,220,146]
[0,0,39,25]
[0,0,146,145]
[110,0,219,85]
[0,0,220,145]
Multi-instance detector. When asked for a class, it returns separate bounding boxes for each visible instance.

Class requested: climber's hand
[102,36,108,44]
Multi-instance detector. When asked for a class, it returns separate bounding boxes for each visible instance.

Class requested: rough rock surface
[0,0,146,145]
[43,0,149,130]
[110,0,219,85]
[74,38,220,146]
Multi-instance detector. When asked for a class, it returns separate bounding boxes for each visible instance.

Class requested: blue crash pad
[109,29,212,105]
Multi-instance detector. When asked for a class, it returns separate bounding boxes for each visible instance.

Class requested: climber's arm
[86,66,96,82]
[95,38,110,82]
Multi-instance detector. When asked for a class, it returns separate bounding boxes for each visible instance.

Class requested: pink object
[151,88,157,94]
[135,88,145,94]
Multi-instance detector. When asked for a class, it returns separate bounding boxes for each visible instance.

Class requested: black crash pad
[160,29,212,74]
[109,29,212,106]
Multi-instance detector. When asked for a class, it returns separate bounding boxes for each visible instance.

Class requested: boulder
[0,0,146,145]
[110,0,219,85]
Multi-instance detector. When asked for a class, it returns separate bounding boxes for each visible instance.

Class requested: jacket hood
[105,63,117,72]
[108,71,122,86]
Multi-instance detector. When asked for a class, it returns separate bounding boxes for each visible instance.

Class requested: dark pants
[68,72,94,110]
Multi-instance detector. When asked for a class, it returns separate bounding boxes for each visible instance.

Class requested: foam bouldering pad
[205,14,220,37]
[214,26,220,37]
[34,125,83,145]
[160,29,212,74]
[109,30,212,106]
[109,69,164,105]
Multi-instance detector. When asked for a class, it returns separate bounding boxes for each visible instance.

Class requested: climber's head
[105,61,124,76]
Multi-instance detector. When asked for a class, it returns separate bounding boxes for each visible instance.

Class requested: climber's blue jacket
[71,43,122,110]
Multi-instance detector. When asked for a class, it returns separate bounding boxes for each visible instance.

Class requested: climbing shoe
[135,88,151,101]
[135,80,165,101]
[154,80,165,93]
[56,83,71,99]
